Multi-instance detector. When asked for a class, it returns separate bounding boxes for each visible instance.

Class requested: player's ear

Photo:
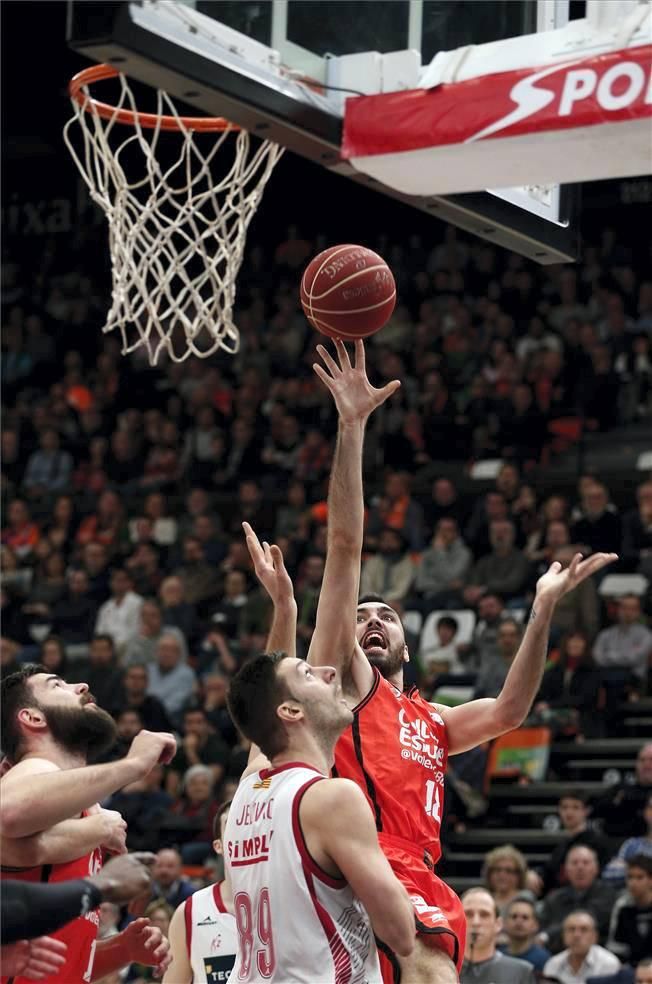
[212,838,223,856]
[277,700,303,724]
[402,644,410,665]
[17,706,47,732]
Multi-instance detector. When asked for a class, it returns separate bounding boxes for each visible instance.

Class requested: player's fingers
[27,956,66,974]
[316,344,341,377]
[313,363,335,389]
[270,544,287,571]
[32,938,68,957]
[568,552,583,578]
[262,541,273,565]
[242,522,263,555]
[150,941,168,962]
[28,956,65,974]
[580,552,618,577]
[23,965,47,979]
[547,561,562,575]
[130,852,157,867]
[354,337,365,373]
[378,379,401,401]
[334,338,352,371]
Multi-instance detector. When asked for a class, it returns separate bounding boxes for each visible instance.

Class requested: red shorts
[376,833,466,984]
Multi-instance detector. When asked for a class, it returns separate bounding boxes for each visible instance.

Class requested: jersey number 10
[234,887,276,978]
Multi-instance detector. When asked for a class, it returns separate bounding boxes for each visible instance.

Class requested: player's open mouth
[362,630,387,650]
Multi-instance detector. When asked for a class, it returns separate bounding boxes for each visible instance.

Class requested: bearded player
[245,338,618,984]
[0,665,176,983]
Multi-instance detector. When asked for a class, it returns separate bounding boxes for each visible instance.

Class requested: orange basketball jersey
[334,668,448,862]
[1,845,103,984]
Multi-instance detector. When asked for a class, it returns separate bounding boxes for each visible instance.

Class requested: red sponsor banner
[342,44,652,158]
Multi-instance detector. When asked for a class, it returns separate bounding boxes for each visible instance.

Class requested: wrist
[338,419,366,436]
[88,873,115,904]
[274,597,297,613]
[530,597,555,621]
[122,754,148,783]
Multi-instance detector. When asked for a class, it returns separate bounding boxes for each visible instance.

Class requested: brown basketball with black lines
[300,244,396,339]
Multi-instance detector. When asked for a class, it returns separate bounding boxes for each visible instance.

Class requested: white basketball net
[64,74,284,364]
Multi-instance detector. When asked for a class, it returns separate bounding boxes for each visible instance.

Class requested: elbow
[391,931,415,959]
[384,918,415,958]
[0,801,27,839]
[376,896,416,958]
[493,699,525,733]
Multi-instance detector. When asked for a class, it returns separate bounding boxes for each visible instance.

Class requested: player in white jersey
[225,650,415,983]
[164,801,237,984]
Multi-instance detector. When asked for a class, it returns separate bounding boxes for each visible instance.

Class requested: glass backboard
[67,0,580,262]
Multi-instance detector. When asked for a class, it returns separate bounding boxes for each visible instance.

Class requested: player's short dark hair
[358,593,389,606]
[0,664,47,762]
[437,616,459,634]
[559,788,590,806]
[213,800,232,839]
[627,853,652,876]
[227,652,291,760]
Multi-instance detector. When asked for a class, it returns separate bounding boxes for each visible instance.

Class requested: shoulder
[1,757,60,785]
[300,776,368,817]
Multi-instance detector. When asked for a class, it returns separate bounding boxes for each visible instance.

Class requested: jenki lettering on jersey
[234,799,274,827]
[228,797,275,865]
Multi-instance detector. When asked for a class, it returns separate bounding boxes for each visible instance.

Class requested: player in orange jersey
[244,338,617,984]
[0,665,176,983]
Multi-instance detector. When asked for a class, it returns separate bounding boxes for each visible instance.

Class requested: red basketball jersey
[334,669,448,862]
[1,844,103,984]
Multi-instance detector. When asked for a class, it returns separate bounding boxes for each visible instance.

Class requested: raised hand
[127,731,177,773]
[243,521,295,607]
[120,918,171,976]
[313,338,400,425]
[534,552,618,610]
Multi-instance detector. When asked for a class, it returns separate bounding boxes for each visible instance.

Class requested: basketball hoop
[64,65,284,364]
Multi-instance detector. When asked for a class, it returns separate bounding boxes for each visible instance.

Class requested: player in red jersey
[0,664,176,983]
[245,338,617,984]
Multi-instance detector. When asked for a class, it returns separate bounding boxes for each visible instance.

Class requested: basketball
[300,244,396,340]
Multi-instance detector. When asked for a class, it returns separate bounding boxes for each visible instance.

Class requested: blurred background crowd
[2,203,652,984]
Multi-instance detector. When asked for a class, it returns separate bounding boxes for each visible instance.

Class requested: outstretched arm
[308,340,399,681]
[243,522,297,659]
[0,731,175,839]
[441,552,617,755]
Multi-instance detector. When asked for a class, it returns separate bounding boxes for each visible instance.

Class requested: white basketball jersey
[225,762,382,984]
[183,882,238,984]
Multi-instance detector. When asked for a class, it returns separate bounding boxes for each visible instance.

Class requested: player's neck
[23,738,86,770]
[271,736,332,777]
[388,669,404,691]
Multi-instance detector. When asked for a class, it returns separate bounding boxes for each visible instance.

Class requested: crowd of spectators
[2,221,652,981]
